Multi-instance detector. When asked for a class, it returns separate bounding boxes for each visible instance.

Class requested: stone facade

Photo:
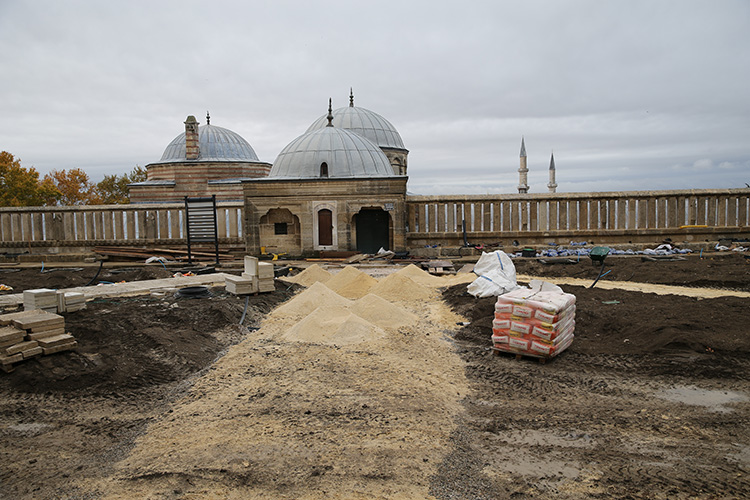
[243,177,408,256]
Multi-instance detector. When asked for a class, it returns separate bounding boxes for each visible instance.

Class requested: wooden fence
[406,189,750,247]
[0,202,245,251]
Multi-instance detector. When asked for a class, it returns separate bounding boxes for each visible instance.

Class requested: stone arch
[259,208,301,256]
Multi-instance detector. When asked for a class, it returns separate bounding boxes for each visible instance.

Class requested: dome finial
[326,98,334,127]
[206,111,210,125]
[349,88,354,107]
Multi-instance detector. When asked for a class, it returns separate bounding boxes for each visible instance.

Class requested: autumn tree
[43,168,102,206]
[0,151,61,206]
[95,165,147,204]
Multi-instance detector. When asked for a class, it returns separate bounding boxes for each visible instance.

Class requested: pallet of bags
[491,280,576,361]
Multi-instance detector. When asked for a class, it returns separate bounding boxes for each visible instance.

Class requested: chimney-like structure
[518,137,529,194]
[548,152,558,193]
[184,115,200,160]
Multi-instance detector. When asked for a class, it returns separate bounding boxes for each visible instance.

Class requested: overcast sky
[1,0,748,195]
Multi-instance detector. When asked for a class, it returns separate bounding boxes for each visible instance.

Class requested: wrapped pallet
[491,280,576,360]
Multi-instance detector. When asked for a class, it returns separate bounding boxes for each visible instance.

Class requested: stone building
[243,100,408,256]
[129,113,271,202]
[305,90,409,176]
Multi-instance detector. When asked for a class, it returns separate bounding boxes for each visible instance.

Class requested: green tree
[0,151,61,206]
[95,165,147,204]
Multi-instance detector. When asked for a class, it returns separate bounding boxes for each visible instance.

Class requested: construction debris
[23,288,57,313]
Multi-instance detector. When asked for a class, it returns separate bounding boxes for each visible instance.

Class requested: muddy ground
[0,254,748,499]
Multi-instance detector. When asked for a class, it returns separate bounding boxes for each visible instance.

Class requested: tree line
[0,151,146,207]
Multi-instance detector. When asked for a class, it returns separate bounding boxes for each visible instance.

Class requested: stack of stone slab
[56,291,86,313]
[0,310,77,373]
[225,256,275,295]
[257,262,275,293]
[23,288,58,313]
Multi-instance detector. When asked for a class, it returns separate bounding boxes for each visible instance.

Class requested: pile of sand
[283,305,386,345]
[271,281,352,320]
[353,293,418,329]
[370,272,434,302]
[393,264,444,287]
[324,265,378,299]
[284,263,332,286]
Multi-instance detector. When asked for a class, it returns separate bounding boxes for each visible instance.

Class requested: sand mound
[369,273,434,302]
[285,263,332,286]
[393,264,443,287]
[353,294,418,329]
[283,305,385,345]
[325,266,378,299]
[271,281,352,320]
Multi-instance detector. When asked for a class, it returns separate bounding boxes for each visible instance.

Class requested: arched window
[320,162,329,178]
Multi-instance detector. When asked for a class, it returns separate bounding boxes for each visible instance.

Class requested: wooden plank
[492,202,501,233]
[11,214,22,241]
[437,203,446,233]
[21,213,32,242]
[32,213,43,241]
[538,201,548,232]
[578,200,588,230]
[525,201,535,232]
[227,208,238,238]
[1,214,11,241]
[558,200,569,231]
[706,196,717,227]
[103,211,114,240]
[483,202,492,232]
[549,201,559,231]
[738,196,748,227]
[158,209,171,239]
[407,203,417,233]
[616,198,627,230]
[114,211,125,240]
[606,200,615,230]
[647,198,657,229]
[727,197,738,226]
[446,202,456,233]
[521,201,530,231]
[417,203,426,234]
[216,208,227,238]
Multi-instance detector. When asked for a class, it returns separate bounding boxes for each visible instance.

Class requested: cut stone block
[28,328,66,340]
[0,310,40,326]
[42,341,77,355]
[0,352,23,365]
[0,325,26,344]
[21,346,43,359]
[36,334,76,348]
[244,256,259,276]
[12,312,64,331]
[258,262,274,279]
[5,340,39,356]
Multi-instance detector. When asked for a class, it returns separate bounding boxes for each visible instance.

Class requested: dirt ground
[0,254,748,499]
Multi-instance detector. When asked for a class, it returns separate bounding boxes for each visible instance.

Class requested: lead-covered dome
[158,124,260,163]
[306,93,405,150]
[270,125,396,179]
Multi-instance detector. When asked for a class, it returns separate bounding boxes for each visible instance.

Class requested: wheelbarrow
[589,246,610,288]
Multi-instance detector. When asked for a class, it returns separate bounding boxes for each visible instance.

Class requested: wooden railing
[0,202,245,249]
[406,189,750,246]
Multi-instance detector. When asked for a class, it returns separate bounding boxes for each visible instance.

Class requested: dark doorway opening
[318,209,333,246]
[355,209,390,254]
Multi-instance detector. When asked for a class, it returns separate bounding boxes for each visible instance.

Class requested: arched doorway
[318,209,333,246]
[355,208,390,253]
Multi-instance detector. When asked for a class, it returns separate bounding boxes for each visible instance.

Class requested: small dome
[158,124,260,163]
[306,104,405,150]
[270,126,396,179]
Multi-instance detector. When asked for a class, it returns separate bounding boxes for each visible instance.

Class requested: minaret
[547,152,558,193]
[184,115,200,160]
[349,88,355,107]
[518,137,529,194]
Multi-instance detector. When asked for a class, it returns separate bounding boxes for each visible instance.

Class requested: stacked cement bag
[491,280,576,359]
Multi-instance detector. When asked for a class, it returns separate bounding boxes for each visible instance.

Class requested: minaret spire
[326,98,334,127]
[547,152,558,193]
[349,88,354,107]
[517,136,529,194]
[206,111,210,125]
